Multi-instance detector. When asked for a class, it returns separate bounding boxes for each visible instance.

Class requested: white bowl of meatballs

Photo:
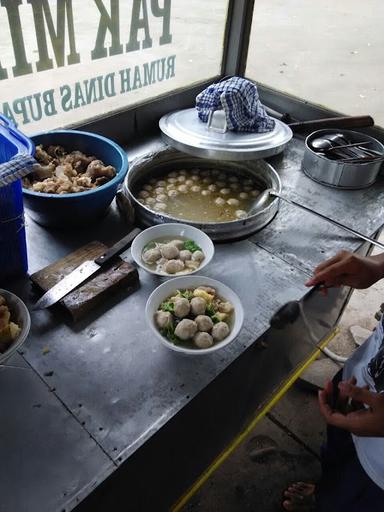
[131,223,215,277]
[145,276,244,355]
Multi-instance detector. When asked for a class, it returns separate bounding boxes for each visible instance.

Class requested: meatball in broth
[141,237,205,276]
[155,286,235,350]
[135,168,262,222]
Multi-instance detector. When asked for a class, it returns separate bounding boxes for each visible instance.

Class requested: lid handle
[207,110,228,133]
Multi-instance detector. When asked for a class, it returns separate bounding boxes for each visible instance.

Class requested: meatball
[154,202,167,211]
[142,247,161,264]
[195,315,214,332]
[156,194,168,202]
[190,297,206,316]
[191,185,201,193]
[193,332,214,349]
[185,260,199,271]
[201,190,211,196]
[192,250,205,262]
[220,188,231,195]
[155,311,173,329]
[215,197,226,206]
[235,209,247,219]
[160,244,179,259]
[197,286,216,295]
[168,189,179,198]
[212,322,230,341]
[155,187,165,194]
[173,297,190,318]
[138,190,150,199]
[179,250,192,261]
[239,192,249,199]
[178,184,188,193]
[169,239,185,250]
[165,259,185,274]
[218,301,234,314]
[251,189,260,197]
[227,198,240,206]
[175,319,197,340]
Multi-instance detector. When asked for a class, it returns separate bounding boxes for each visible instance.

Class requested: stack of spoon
[309,132,383,163]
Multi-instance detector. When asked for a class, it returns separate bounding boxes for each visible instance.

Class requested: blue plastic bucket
[0,114,34,284]
[23,130,128,228]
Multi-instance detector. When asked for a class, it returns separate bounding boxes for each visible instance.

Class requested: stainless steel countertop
[1,135,384,512]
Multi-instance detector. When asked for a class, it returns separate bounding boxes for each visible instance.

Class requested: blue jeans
[316,371,384,511]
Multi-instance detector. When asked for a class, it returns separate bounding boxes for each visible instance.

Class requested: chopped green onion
[184,240,202,253]
[205,302,216,317]
[160,301,174,313]
[143,241,156,251]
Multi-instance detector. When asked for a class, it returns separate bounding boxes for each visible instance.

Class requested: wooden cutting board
[30,241,139,321]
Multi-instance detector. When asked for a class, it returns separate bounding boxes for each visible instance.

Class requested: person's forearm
[370,253,384,281]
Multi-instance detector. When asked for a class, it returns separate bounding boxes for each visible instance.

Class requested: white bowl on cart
[0,289,31,365]
[145,276,244,355]
[131,223,215,277]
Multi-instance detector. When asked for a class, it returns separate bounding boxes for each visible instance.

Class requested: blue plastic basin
[23,130,128,228]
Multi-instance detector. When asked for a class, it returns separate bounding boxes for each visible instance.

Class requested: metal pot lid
[159,108,293,161]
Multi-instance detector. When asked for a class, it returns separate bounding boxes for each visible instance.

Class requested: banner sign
[0,0,175,132]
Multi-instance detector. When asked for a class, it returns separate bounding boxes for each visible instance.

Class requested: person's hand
[305,250,384,289]
[319,379,384,437]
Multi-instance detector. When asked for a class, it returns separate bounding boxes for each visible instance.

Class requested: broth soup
[134,167,262,222]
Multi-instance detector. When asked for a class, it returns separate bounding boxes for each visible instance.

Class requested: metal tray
[159,108,293,161]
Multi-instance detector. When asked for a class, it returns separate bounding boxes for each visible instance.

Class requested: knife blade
[33,227,141,310]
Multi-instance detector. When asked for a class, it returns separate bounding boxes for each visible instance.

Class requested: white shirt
[343,318,384,490]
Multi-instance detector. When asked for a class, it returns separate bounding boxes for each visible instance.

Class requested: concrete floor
[248,0,384,127]
[180,238,384,511]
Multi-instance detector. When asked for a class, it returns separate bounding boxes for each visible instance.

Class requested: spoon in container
[321,133,375,159]
[310,137,371,153]
[249,189,384,252]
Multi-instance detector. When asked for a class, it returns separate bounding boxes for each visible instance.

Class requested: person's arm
[319,380,384,437]
[306,250,384,289]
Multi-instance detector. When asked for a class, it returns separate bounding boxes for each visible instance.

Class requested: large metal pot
[120,146,281,241]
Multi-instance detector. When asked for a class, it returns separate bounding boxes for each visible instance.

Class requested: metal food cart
[1,131,384,511]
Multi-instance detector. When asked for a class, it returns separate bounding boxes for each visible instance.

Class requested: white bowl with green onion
[145,275,244,355]
[131,223,215,277]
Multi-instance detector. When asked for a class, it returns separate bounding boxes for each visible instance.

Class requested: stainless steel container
[302,129,384,189]
[120,146,281,242]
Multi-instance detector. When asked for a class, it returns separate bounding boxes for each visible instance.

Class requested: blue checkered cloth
[196,76,275,133]
[0,153,36,187]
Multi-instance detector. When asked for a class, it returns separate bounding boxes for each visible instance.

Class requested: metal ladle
[250,189,384,251]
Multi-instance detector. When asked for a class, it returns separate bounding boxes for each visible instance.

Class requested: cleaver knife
[33,227,141,310]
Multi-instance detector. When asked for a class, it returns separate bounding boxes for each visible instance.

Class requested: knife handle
[95,227,141,266]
